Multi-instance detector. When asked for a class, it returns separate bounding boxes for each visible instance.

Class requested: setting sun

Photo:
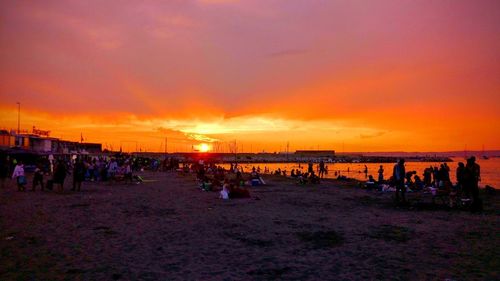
[199,143,210,153]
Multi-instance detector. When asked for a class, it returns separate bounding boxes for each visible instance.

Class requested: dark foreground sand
[1,172,498,281]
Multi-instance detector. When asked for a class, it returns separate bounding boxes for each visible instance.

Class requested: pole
[16,102,20,134]
[287,141,290,162]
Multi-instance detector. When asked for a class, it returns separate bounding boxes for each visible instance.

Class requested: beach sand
[1,172,498,280]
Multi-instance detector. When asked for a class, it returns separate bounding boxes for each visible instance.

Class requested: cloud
[157,127,218,144]
[185,133,219,143]
[360,131,387,139]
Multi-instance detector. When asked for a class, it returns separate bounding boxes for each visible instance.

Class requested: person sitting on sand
[201,176,212,191]
[298,172,308,185]
[413,175,424,190]
[250,169,265,185]
[309,171,320,184]
[405,171,416,187]
[366,175,376,189]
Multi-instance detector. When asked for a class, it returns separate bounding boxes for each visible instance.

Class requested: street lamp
[16,102,20,134]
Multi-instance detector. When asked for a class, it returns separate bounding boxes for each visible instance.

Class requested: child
[220,182,230,200]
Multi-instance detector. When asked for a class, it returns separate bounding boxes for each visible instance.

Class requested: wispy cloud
[360,131,387,139]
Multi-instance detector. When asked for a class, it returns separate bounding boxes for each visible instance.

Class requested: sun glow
[199,143,210,152]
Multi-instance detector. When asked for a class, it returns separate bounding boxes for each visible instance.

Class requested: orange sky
[1,0,499,152]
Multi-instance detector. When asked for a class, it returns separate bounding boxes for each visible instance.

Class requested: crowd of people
[192,162,270,199]
[364,157,483,211]
[0,153,184,193]
[0,152,486,211]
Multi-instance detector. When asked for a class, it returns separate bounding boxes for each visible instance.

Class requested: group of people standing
[3,157,85,192]
[390,157,482,210]
[0,153,156,193]
[456,157,482,211]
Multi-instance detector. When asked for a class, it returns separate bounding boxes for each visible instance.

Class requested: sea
[225,157,500,188]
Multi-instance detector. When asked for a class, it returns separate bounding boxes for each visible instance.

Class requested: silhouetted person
[0,155,8,189]
[464,157,481,212]
[414,175,424,190]
[438,164,450,184]
[32,163,44,191]
[456,162,466,196]
[54,160,67,192]
[72,157,85,191]
[393,159,406,203]
[423,167,432,187]
[432,166,439,187]
[405,171,416,187]
[319,160,326,178]
[378,165,384,182]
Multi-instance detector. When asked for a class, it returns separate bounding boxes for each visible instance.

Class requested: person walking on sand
[12,161,26,191]
[393,159,406,203]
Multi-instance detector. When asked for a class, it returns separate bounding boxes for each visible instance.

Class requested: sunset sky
[1,0,499,152]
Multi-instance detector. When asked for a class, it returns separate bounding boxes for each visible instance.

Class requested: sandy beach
[0,171,498,280]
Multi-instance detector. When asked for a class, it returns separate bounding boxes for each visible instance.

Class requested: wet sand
[1,172,498,280]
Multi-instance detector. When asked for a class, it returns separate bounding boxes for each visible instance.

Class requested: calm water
[224,157,500,188]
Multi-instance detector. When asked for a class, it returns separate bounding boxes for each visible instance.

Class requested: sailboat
[482,145,489,160]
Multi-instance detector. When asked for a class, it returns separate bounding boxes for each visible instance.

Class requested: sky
[1,0,499,152]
